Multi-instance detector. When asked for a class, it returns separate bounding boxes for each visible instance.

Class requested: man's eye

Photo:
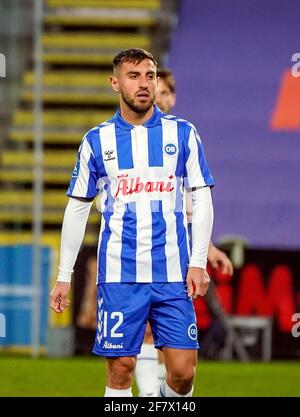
[130,74,137,79]
[147,74,155,80]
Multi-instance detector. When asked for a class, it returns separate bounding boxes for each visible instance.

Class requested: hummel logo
[104,150,115,161]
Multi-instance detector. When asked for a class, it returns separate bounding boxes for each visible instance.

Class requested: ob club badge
[164,142,177,157]
[188,323,198,341]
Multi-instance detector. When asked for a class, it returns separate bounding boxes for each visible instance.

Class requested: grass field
[0,356,299,397]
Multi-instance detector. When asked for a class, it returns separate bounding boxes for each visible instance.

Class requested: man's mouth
[136,91,150,98]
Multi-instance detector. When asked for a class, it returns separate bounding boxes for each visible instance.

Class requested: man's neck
[119,103,154,126]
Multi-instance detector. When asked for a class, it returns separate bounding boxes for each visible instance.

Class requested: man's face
[155,78,176,113]
[111,58,157,114]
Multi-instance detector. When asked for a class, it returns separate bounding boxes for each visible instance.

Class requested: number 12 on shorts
[103,311,124,338]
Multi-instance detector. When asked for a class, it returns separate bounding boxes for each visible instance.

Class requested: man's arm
[186,186,213,298]
[50,197,93,313]
[182,125,215,298]
[185,191,233,275]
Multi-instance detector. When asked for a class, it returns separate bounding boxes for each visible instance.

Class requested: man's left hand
[186,267,210,299]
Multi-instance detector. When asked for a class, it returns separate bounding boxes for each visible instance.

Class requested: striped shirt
[67,105,215,284]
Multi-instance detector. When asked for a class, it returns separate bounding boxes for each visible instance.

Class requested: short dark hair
[113,48,158,72]
[157,68,176,93]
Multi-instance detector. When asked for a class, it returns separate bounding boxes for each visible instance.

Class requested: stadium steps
[43,0,158,29]
[0,189,101,226]
[21,91,118,105]
[1,189,100,212]
[42,32,152,66]
[0,231,97,246]
[10,110,112,144]
[42,32,151,49]
[1,190,68,207]
[44,0,160,26]
[0,169,70,184]
[2,150,76,169]
[0,210,99,225]
[20,70,116,104]
[0,0,163,232]
[46,0,160,10]
[44,16,156,28]
[24,71,112,86]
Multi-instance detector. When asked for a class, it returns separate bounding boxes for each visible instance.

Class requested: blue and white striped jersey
[67,105,215,284]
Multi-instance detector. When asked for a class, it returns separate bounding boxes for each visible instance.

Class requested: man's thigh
[143,322,154,344]
[93,283,151,357]
[149,282,199,350]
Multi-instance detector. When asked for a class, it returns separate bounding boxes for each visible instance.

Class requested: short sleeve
[66,136,99,199]
[183,126,215,189]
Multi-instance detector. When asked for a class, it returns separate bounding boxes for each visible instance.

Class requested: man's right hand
[50,282,71,313]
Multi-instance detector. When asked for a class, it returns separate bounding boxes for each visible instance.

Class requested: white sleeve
[185,191,193,223]
[57,197,93,283]
[189,186,214,269]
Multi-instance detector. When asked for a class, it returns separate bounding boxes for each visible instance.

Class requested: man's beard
[121,91,155,114]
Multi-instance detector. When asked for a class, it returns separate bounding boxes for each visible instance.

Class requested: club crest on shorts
[164,142,177,157]
[188,323,198,340]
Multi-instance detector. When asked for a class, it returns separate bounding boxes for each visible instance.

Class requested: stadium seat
[13,110,112,126]
[222,316,273,362]
[21,72,118,104]
[46,0,160,10]
[42,33,151,66]
[42,33,151,49]
[0,168,70,184]
[10,109,112,143]
[21,91,118,105]
[0,189,100,225]
[43,15,156,28]
[23,71,112,87]
[0,209,100,225]
[2,151,76,168]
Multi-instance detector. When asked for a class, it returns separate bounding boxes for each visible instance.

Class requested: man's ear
[171,93,176,107]
[110,75,119,93]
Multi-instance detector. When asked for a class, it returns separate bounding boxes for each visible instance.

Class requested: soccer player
[50,48,214,397]
[135,69,234,397]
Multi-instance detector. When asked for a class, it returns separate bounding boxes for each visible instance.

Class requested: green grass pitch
[0,356,299,397]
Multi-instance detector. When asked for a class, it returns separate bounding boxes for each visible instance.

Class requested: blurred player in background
[50,48,215,397]
[135,69,234,397]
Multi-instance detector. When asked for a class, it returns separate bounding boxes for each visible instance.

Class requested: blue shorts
[92,282,199,357]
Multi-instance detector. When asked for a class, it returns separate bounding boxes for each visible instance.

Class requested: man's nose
[138,76,149,89]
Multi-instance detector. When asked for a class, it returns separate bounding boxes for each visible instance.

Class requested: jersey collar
[112,104,163,130]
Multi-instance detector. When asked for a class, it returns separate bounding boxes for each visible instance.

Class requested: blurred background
[0,0,300,396]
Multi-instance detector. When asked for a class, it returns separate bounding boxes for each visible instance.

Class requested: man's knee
[167,360,196,392]
[107,357,136,388]
[169,364,195,382]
